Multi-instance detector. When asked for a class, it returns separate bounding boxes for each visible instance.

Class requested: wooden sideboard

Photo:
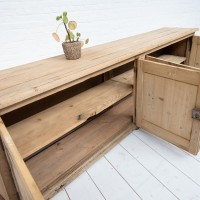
[0,27,200,200]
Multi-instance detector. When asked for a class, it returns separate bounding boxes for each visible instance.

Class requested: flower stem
[63,22,71,42]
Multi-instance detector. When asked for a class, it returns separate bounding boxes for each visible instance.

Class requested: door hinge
[192,108,200,120]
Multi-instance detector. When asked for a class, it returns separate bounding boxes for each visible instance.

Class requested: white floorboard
[87,157,141,200]
[51,129,200,200]
[51,190,69,200]
[65,172,105,200]
[135,129,200,186]
[105,145,177,200]
[120,133,200,200]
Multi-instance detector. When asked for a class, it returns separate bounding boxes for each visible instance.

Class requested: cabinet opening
[1,62,134,161]
[148,37,193,65]
[2,61,134,127]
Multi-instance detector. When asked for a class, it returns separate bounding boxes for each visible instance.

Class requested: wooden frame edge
[0,118,44,200]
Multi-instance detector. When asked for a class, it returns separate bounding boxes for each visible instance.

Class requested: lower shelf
[25,96,135,199]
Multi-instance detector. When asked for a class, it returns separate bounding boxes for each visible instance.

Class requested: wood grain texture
[136,59,200,154]
[189,36,200,68]
[111,69,133,85]
[0,173,9,200]
[0,139,18,200]
[158,54,186,64]
[0,28,198,114]
[8,78,132,160]
[0,118,44,200]
[26,96,135,197]
[146,55,200,71]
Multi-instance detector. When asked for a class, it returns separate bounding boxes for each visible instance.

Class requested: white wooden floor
[51,129,200,200]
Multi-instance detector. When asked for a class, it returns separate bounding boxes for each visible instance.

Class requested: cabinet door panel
[136,59,200,154]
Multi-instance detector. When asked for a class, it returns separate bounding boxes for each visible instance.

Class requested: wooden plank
[141,120,190,150]
[0,118,44,200]
[0,173,9,200]
[26,96,135,197]
[158,54,186,64]
[46,119,135,200]
[65,172,104,200]
[189,36,200,67]
[105,145,177,200]
[142,60,200,85]
[146,55,200,71]
[87,157,140,200]
[136,59,143,127]
[0,139,18,200]
[8,79,132,160]
[0,28,198,114]
[111,69,133,85]
[121,133,200,200]
[189,83,200,154]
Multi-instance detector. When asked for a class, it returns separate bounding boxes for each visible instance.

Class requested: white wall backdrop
[0,0,200,70]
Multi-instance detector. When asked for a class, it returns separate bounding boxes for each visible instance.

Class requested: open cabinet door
[189,36,200,68]
[136,59,200,155]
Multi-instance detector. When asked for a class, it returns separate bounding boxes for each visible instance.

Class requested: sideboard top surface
[0,27,198,114]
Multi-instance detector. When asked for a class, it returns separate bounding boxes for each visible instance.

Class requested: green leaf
[63,11,67,16]
[63,15,68,24]
[56,16,60,21]
[65,35,69,41]
[85,38,89,44]
[69,31,75,41]
[76,32,81,37]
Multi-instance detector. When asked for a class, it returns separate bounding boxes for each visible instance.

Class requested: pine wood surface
[136,59,200,154]
[0,139,18,200]
[146,55,200,71]
[0,172,9,200]
[0,28,197,114]
[189,36,200,68]
[8,73,132,160]
[0,118,44,200]
[26,96,134,195]
[158,54,186,64]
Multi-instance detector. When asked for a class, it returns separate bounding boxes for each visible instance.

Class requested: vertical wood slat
[0,138,18,200]
[189,83,200,154]
[136,59,143,127]
[132,61,137,124]
[0,172,9,200]
[189,36,200,68]
[0,118,44,200]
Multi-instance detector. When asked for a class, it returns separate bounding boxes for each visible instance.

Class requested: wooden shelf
[112,70,133,85]
[26,96,135,198]
[8,71,133,160]
[158,54,186,64]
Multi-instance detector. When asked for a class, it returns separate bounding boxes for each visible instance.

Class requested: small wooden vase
[62,41,81,60]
